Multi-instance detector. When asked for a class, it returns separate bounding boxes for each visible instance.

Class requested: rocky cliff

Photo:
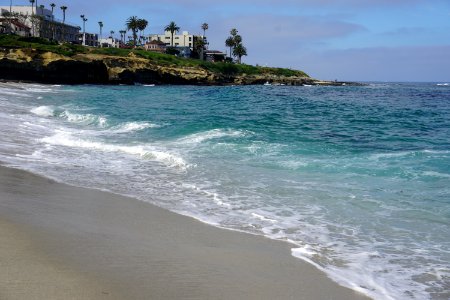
[0,48,348,86]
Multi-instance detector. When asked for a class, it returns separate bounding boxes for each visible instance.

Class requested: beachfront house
[0,6,80,43]
[144,39,166,52]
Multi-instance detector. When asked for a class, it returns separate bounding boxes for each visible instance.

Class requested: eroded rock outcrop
[0,49,352,86]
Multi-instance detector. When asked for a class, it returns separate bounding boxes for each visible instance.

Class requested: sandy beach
[0,165,369,299]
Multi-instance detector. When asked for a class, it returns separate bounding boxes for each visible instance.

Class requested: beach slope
[0,166,369,300]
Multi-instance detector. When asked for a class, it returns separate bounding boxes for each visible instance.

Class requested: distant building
[149,31,202,50]
[99,37,120,48]
[0,17,31,36]
[0,6,80,43]
[144,40,166,52]
[79,32,98,47]
[205,50,227,62]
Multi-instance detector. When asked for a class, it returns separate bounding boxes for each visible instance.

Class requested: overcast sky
[6,0,450,81]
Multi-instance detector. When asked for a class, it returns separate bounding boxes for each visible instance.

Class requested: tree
[98,21,103,42]
[119,30,126,44]
[137,19,148,45]
[60,6,67,41]
[80,15,87,46]
[50,3,55,18]
[195,38,206,60]
[164,21,180,47]
[126,16,139,47]
[49,3,56,39]
[29,0,35,35]
[225,28,247,63]
[110,30,114,38]
[60,6,67,24]
[225,36,235,59]
[201,23,208,37]
[233,43,247,64]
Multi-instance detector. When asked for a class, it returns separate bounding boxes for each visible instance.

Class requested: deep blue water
[0,82,449,299]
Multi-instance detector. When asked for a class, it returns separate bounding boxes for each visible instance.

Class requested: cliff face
[0,49,325,86]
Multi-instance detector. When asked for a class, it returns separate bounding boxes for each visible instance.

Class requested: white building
[0,6,79,42]
[99,37,120,48]
[149,31,200,49]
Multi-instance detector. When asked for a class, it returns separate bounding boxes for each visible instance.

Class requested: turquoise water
[0,82,449,299]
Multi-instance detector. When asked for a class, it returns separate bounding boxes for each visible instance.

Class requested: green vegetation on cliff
[0,35,309,78]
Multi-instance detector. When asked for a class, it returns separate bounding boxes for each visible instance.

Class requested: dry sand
[0,165,370,300]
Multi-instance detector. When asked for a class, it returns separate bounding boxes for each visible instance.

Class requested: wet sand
[0,165,370,299]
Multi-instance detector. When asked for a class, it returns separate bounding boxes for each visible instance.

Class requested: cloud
[205,13,365,59]
[221,14,365,40]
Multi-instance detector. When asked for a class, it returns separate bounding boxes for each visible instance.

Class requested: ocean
[0,82,448,300]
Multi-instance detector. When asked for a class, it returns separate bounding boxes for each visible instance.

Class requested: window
[165,36,170,39]
[175,37,179,40]
[189,37,192,41]
[189,43,192,47]
[175,43,179,46]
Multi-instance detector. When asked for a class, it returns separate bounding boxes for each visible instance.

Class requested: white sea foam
[41,131,188,169]
[176,129,248,145]
[109,121,160,133]
[182,183,232,208]
[422,171,450,178]
[250,212,278,223]
[61,111,109,127]
[31,106,56,117]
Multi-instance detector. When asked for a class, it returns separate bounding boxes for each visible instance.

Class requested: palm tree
[29,0,35,14]
[29,0,35,35]
[50,3,55,18]
[225,29,246,62]
[80,15,87,46]
[119,30,126,44]
[110,30,114,38]
[60,6,67,41]
[126,16,139,47]
[49,3,56,39]
[164,21,180,47]
[201,23,208,37]
[195,38,206,60]
[233,43,247,64]
[98,21,103,41]
[225,36,235,59]
[60,6,67,23]
[137,19,148,45]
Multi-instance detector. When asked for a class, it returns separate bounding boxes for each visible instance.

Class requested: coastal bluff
[0,48,351,86]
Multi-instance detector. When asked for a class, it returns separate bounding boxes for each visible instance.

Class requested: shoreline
[0,165,371,299]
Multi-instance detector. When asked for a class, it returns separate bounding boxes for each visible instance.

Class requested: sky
[4,0,450,81]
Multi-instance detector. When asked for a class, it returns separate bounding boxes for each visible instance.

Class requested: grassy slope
[0,35,309,77]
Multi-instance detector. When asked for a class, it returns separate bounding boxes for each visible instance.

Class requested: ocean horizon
[0,81,449,300]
